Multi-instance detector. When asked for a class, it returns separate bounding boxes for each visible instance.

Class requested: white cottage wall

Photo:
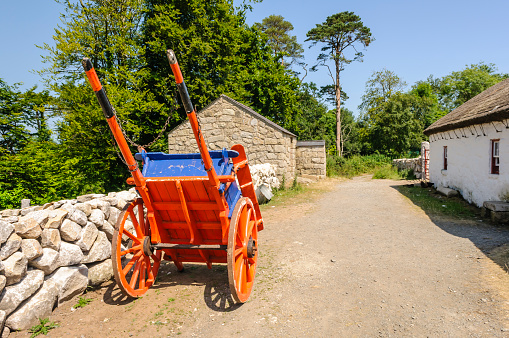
[429,123,509,207]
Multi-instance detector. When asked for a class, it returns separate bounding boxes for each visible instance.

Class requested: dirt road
[32,176,509,337]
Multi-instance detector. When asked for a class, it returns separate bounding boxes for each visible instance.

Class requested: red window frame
[491,139,500,174]
[443,146,448,170]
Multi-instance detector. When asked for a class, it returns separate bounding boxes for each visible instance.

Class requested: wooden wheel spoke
[240,259,247,293]
[234,247,243,258]
[129,211,144,237]
[247,262,255,283]
[122,251,143,276]
[122,228,142,244]
[120,244,142,256]
[129,259,142,289]
[247,219,255,239]
[139,260,146,289]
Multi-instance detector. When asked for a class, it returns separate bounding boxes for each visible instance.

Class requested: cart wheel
[227,197,258,303]
[112,198,161,297]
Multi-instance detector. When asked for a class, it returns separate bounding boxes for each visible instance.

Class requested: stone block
[29,248,60,275]
[82,232,110,264]
[108,207,121,226]
[20,206,40,217]
[59,219,81,242]
[491,211,509,223]
[46,265,88,305]
[437,186,459,198]
[0,276,5,294]
[3,252,27,286]
[76,193,96,203]
[88,209,105,226]
[56,242,84,267]
[40,229,61,251]
[483,201,509,212]
[1,216,18,223]
[5,279,59,331]
[45,209,68,229]
[0,210,20,217]
[101,221,115,241]
[0,222,14,245]
[68,209,87,226]
[74,203,92,217]
[75,222,98,252]
[21,239,43,261]
[87,259,114,286]
[0,310,4,335]
[0,269,44,316]
[0,233,21,261]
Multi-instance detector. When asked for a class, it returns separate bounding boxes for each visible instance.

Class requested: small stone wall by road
[392,157,423,179]
[0,189,138,334]
[168,95,297,182]
[295,141,326,179]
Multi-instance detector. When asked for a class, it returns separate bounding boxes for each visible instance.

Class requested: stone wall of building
[295,141,326,179]
[168,95,297,181]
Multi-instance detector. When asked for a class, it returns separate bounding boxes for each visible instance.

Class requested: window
[443,146,448,170]
[491,139,500,174]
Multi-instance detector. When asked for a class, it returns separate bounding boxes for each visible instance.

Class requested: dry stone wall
[0,189,138,334]
[295,141,326,179]
[168,95,297,182]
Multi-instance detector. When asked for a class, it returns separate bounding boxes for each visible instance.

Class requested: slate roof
[198,94,296,137]
[423,78,509,136]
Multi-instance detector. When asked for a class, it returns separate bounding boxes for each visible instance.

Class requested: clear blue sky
[1,0,509,115]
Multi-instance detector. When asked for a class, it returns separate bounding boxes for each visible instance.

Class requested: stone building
[167,94,326,182]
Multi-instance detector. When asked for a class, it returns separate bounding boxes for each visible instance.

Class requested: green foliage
[306,11,373,156]
[372,165,415,180]
[255,15,304,68]
[73,296,93,309]
[143,0,300,130]
[29,318,58,337]
[327,154,392,178]
[431,63,509,112]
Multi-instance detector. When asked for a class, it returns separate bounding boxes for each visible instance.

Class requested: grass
[397,185,477,219]
[373,165,416,180]
[29,318,58,337]
[73,296,93,309]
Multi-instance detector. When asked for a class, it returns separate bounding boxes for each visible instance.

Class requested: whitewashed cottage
[423,78,509,207]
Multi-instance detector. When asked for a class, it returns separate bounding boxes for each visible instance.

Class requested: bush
[327,154,392,178]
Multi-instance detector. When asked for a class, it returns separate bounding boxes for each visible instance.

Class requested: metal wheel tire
[112,198,161,297]
[227,197,258,303]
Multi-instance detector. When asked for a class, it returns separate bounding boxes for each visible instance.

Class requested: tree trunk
[335,58,342,157]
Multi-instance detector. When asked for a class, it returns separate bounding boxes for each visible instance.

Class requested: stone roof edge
[296,140,325,147]
[167,94,297,137]
[203,94,297,137]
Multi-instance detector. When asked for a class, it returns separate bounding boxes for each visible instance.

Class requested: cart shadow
[102,262,242,312]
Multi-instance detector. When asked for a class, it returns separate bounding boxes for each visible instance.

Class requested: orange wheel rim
[228,197,258,303]
[112,198,161,297]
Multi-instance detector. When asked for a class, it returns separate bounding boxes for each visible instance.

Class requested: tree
[306,12,373,157]
[255,15,304,68]
[143,0,301,130]
[429,63,508,112]
[359,68,407,112]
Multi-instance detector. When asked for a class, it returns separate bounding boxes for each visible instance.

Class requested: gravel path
[34,176,509,337]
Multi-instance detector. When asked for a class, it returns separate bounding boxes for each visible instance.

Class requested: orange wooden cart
[82,50,263,303]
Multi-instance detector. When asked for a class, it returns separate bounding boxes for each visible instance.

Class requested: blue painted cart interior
[135,149,242,218]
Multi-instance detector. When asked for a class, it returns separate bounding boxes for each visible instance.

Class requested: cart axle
[151,243,228,251]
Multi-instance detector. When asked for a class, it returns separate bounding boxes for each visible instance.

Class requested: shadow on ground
[392,184,509,272]
[103,261,242,312]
